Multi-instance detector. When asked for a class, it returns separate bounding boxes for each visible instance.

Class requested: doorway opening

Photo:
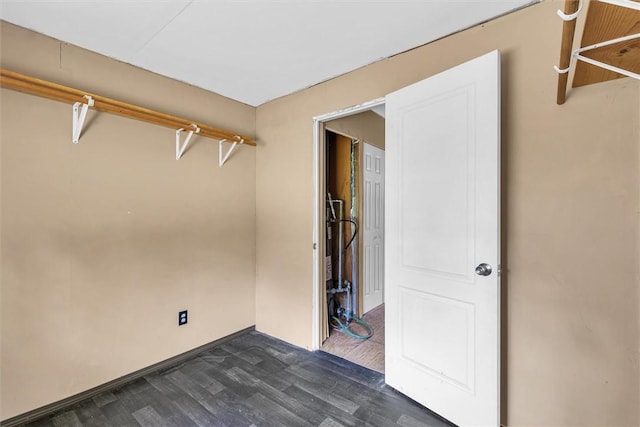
[312,52,501,426]
[312,99,386,373]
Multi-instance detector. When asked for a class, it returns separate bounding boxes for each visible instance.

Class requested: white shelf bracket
[72,95,94,144]
[219,137,244,167]
[175,124,200,160]
[557,0,584,21]
[554,64,571,74]
[554,33,640,79]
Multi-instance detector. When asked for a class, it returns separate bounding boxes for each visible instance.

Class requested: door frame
[311,97,386,350]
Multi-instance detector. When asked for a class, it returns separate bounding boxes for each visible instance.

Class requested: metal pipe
[349,139,359,318]
[351,224,358,318]
[345,280,352,322]
[329,199,344,290]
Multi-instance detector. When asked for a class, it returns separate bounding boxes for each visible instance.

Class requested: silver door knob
[475,263,492,276]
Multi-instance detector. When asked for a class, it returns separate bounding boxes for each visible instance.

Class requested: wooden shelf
[556,0,640,104]
[573,0,640,88]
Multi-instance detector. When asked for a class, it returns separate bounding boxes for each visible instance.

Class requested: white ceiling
[0,0,536,106]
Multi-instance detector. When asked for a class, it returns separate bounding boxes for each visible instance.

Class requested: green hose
[331,314,374,340]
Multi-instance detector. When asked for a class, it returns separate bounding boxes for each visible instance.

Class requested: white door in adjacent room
[362,143,385,314]
[385,50,501,426]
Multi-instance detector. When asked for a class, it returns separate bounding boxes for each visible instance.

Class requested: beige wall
[326,110,385,150]
[2,2,640,425]
[637,72,640,426]
[0,22,256,420]
[256,2,640,426]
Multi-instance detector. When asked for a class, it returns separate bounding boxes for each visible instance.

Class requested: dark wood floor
[22,330,453,427]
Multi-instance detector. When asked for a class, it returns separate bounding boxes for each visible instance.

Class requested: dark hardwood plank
[220,343,263,365]
[203,388,269,427]
[197,360,262,399]
[111,379,158,416]
[318,417,345,427]
[18,417,55,427]
[91,392,117,409]
[216,354,293,392]
[50,411,82,427]
[283,384,362,427]
[253,374,326,425]
[131,406,166,427]
[22,331,455,427]
[397,413,436,427]
[144,375,222,426]
[177,389,255,427]
[71,400,113,427]
[283,368,360,415]
[163,369,253,426]
[128,378,187,421]
[178,358,225,389]
[246,392,313,427]
[94,400,139,427]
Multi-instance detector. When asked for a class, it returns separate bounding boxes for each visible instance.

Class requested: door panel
[385,50,500,427]
[363,143,385,313]
[399,289,475,390]
[400,88,474,279]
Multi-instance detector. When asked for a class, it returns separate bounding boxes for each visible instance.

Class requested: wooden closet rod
[0,69,256,146]
[556,0,581,104]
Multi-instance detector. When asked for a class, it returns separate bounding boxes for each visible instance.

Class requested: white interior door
[385,50,501,426]
[362,143,385,313]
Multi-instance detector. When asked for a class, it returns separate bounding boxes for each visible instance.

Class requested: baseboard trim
[1,326,255,427]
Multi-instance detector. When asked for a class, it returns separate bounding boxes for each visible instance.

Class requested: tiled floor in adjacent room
[22,328,453,427]
[321,304,385,373]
